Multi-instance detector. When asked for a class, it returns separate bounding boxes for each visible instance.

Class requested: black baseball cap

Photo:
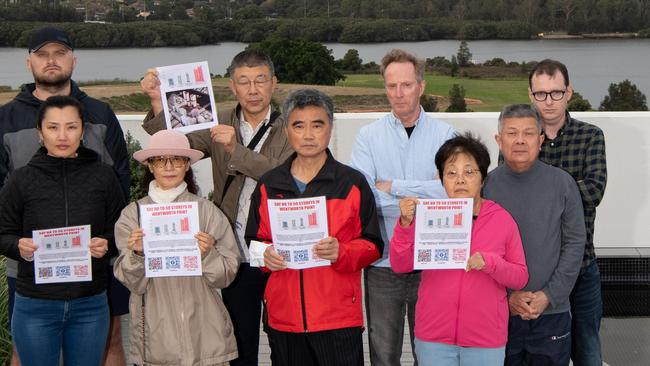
[28,26,74,53]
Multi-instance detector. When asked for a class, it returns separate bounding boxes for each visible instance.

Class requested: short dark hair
[143,167,199,195]
[228,49,275,78]
[528,59,570,88]
[282,88,334,124]
[435,132,491,184]
[37,95,84,129]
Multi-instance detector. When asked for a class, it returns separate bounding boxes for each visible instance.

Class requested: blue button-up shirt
[350,107,456,266]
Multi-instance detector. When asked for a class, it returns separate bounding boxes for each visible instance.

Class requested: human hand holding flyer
[140,202,202,278]
[267,196,330,270]
[33,225,92,284]
[157,61,218,133]
[413,198,473,270]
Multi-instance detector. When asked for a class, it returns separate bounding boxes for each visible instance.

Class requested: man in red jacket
[245,88,384,365]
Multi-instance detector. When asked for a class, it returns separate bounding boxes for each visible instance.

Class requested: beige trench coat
[114,191,240,366]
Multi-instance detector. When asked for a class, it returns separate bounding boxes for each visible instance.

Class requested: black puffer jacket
[0,146,125,300]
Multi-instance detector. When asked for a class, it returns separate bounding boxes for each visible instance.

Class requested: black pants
[222,263,268,366]
[506,312,572,366]
[268,326,364,366]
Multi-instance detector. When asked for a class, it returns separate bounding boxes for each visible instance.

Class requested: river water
[2,39,649,105]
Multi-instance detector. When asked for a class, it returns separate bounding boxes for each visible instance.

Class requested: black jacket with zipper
[0,146,125,300]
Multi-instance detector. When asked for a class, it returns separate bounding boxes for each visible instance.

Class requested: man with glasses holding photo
[527,59,607,366]
[141,49,293,366]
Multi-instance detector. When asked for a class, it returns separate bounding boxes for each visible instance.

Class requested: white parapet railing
[119,112,650,251]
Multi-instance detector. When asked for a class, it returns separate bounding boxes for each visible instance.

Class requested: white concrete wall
[119,112,650,249]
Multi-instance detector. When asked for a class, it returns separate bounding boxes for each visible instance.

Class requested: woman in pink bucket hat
[114,130,241,365]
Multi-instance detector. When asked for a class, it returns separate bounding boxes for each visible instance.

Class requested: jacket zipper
[454,271,465,344]
[62,160,71,299]
[300,269,308,332]
[63,160,69,226]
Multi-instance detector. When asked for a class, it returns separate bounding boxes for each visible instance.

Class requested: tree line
[0,19,536,49]
[3,0,650,35]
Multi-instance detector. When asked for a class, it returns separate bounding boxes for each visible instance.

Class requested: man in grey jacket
[483,104,585,365]
[140,49,293,366]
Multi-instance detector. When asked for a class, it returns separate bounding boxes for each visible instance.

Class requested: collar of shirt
[543,111,573,141]
[239,107,272,145]
[389,106,425,130]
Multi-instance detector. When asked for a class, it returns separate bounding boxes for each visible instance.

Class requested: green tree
[233,4,265,19]
[125,132,148,202]
[568,91,592,111]
[599,79,648,111]
[446,84,468,112]
[450,55,459,77]
[420,94,439,112]
[337,49,363,71]
[456,40,472,66]
[248,38,344,85]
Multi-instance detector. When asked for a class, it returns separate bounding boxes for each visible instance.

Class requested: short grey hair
[498,104,543,133]
[380,49,425,82]
[282,88,334,124]
[228,49,275,78]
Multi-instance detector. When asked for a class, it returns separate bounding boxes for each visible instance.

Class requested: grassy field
[338,74,531,112]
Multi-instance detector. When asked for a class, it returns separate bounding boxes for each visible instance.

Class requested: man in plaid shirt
[528,59,607,366]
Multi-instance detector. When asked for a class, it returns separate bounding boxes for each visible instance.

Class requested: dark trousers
[506,312,572,366]
[570,261,603,366]
[268,326,364,366]
[222,263,268,366]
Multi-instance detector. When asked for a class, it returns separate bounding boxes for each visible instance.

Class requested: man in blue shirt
[350,49,455,366]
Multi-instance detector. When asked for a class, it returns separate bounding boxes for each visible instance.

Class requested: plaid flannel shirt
[539,113,607,267]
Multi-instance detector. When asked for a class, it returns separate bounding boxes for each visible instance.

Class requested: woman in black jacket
[0,96,125,366]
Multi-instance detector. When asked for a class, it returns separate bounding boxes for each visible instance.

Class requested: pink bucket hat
[133,130,203,164]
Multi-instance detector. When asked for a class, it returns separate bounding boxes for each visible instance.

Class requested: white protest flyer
[33,225,92,284]
[267,197,330,270]
[157,61,218,133]
[140,202,202,278]
[413,198,473,270]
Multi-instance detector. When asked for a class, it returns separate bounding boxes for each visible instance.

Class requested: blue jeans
[414,339,505,366]
[365,266,420,366]
[570,261,603,366]
[12,291,110,366]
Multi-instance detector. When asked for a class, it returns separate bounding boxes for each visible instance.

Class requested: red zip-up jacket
[245,150,383,333]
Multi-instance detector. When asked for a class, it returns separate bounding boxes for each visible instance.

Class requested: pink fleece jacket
[390,199,528,348]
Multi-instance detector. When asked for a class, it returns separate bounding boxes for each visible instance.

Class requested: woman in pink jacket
[390,133,528,366]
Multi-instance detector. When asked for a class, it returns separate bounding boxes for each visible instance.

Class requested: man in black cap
[0,26,130,366]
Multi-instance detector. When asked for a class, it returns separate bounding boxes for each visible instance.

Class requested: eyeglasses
[444,167,481,180]
[147,156,189,169]
[531,90,566,102]
[235,76,271,89]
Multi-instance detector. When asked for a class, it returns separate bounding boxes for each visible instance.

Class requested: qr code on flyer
[183,256,198,269]
[417,249,432,263]
[148,257,163,271]
[452,248,467,262]
[166,256,181,269]
[56,266,70,277]
[39,267,53,278]
[293,250,309,262]
[434,249,449,262]
[74,265,88,276]
[277,250,290,262]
